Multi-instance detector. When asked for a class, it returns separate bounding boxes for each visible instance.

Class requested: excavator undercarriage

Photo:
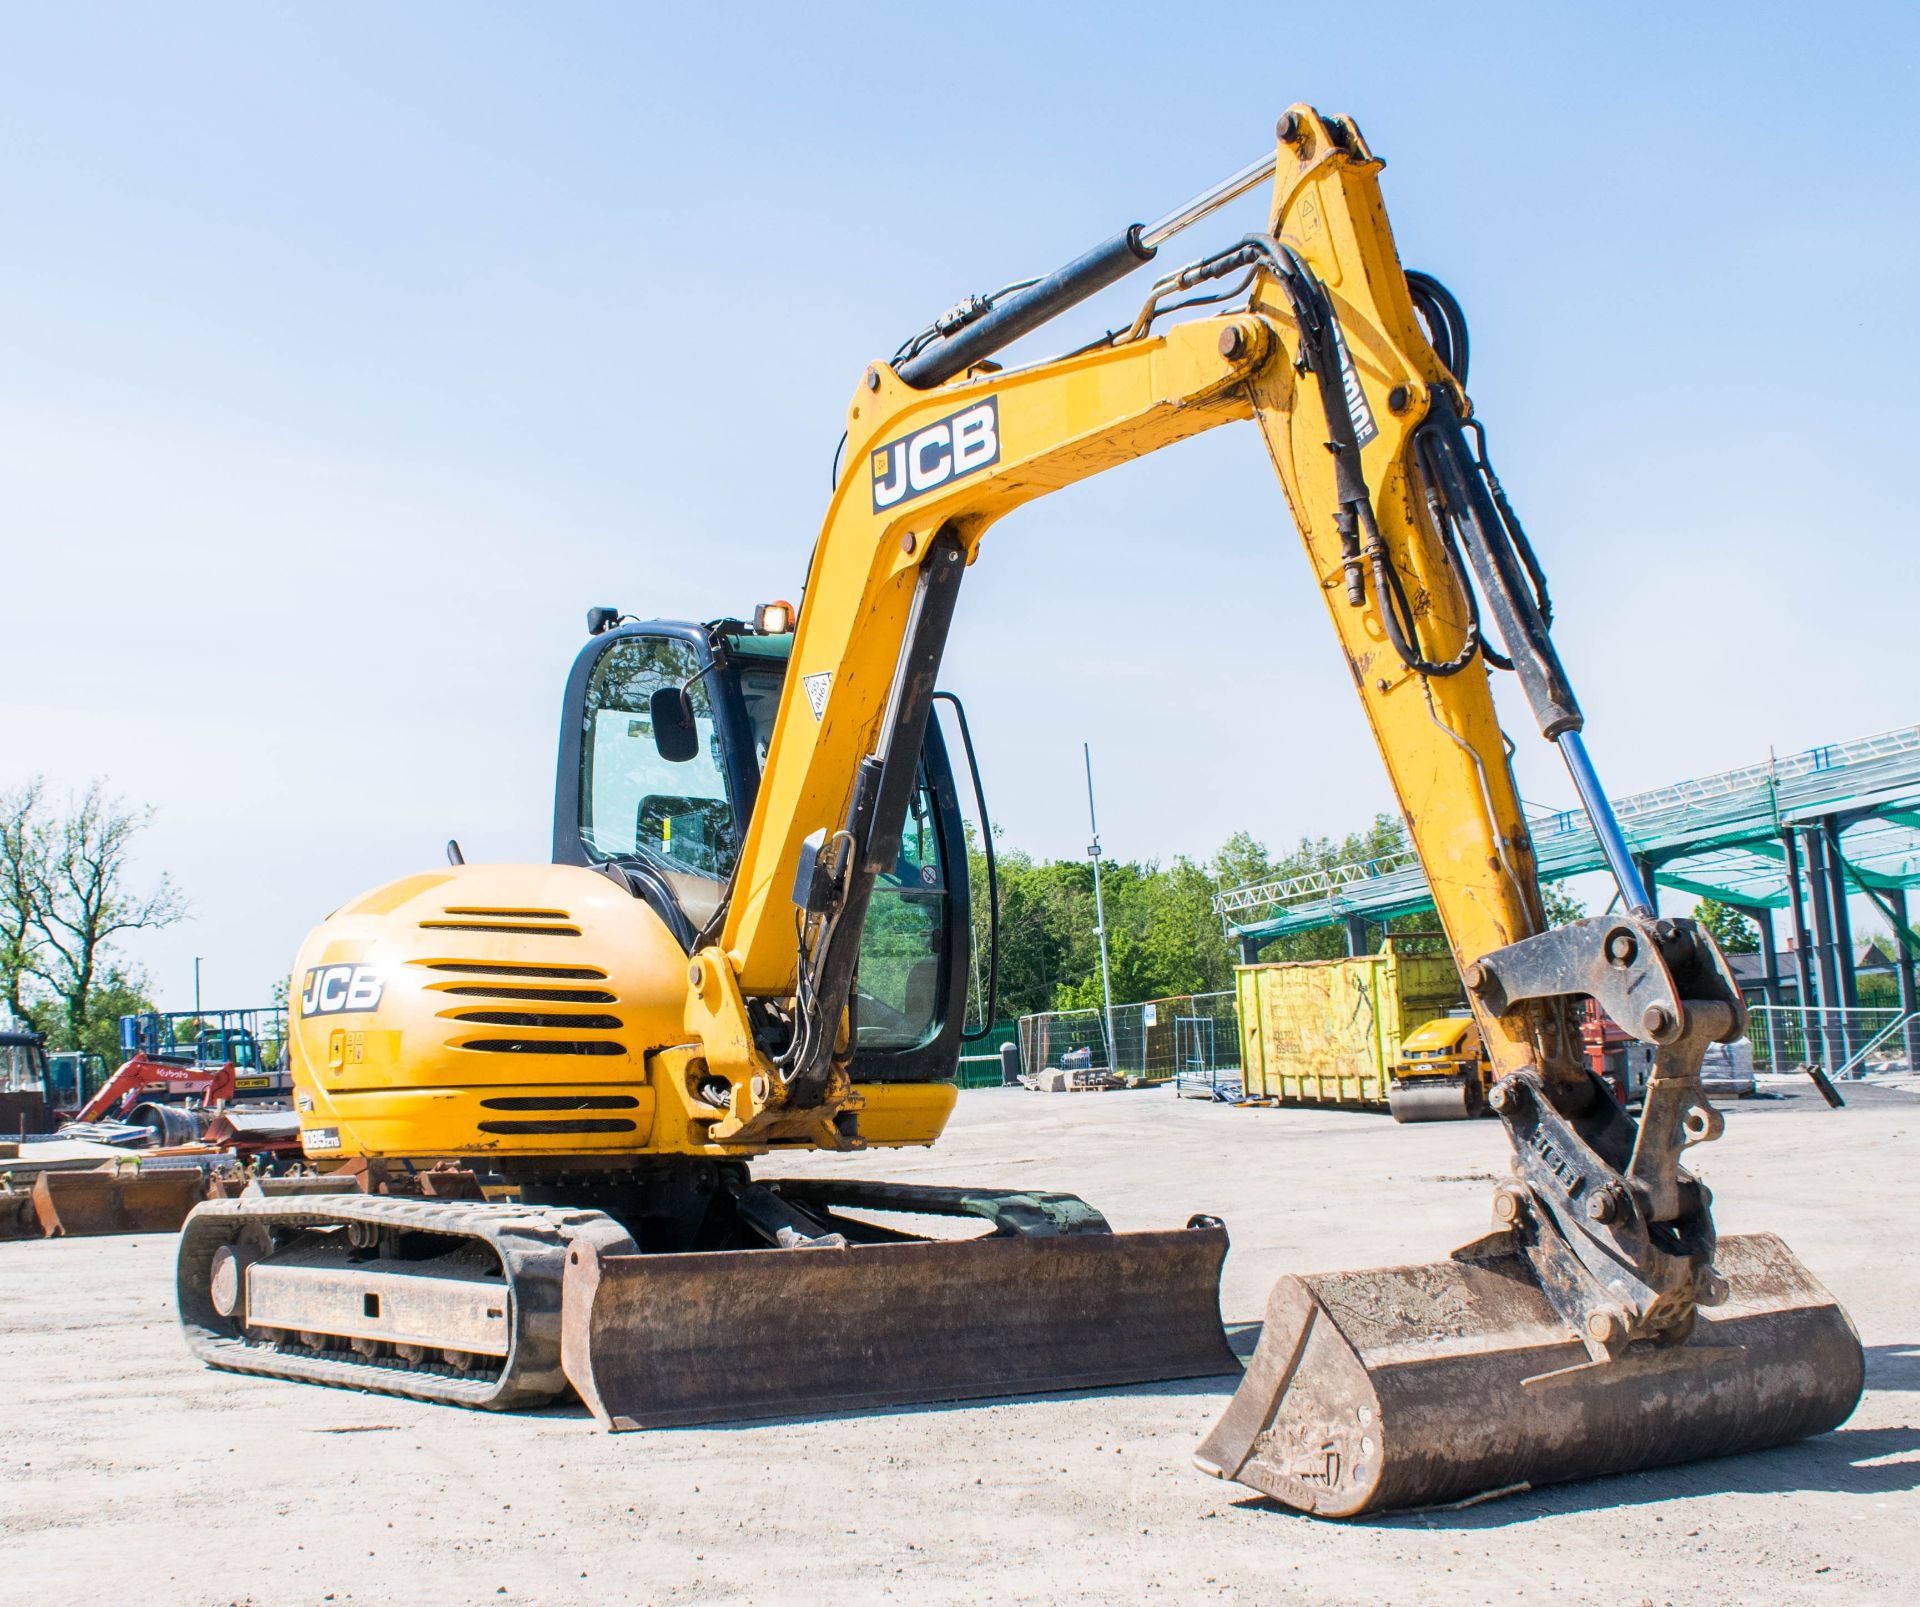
[176,102,1862,1516]
[181,1172,1233,1425]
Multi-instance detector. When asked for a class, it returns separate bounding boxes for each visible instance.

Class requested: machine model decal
[299,964,384,1017]
[1328,315,1378,449]
[304,1126,341,1152]
[802,671,832,721]
[871,397,999,511]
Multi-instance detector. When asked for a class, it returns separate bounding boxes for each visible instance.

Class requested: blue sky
[3,3,1916,1006]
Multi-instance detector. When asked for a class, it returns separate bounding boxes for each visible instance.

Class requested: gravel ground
[1,1081,1914,1607]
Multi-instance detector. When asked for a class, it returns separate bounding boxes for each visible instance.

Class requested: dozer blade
[33,1167,206,1237]
[1195,1231,1862,1516]
[1387,1076,1480,1123]
[562,1224,1235,1430]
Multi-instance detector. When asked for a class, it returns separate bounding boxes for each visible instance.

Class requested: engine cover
[286,863,687,1161]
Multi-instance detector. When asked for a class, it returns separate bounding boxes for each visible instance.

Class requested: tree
[1694,896,1759,954]
[1,781,188,1053]
[27,967,158,1063]
[0,782,43,1022]
[963,812,1598,1028]
[1231,814,1411,965]
[1541,880,1587,928]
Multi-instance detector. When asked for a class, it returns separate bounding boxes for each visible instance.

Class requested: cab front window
[578,635,740,927]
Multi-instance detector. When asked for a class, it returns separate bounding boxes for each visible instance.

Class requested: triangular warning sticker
[803,671,832,721]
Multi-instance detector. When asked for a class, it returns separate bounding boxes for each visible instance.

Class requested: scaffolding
[1215,725,1920,1072]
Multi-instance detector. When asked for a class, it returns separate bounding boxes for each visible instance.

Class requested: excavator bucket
[562,1222,1236,1430]
[33,1165,207,1237]
[1195,1231,1863,1516]
[1,1182,37,1241]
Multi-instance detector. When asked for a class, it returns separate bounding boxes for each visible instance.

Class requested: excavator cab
[551,613,971,1075]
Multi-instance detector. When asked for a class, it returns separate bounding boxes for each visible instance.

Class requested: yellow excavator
[176,104,1863,1516]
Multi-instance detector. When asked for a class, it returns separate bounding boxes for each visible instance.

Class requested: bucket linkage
[1199,912,1865,1516]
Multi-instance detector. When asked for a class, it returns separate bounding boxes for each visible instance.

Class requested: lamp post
[1084,744,1117,1073]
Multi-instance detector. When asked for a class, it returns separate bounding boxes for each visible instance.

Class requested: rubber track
[177,1193,634,1410]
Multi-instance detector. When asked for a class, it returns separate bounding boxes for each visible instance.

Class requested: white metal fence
[1017,991,1241,1086]
[1747,1004,1920,1079]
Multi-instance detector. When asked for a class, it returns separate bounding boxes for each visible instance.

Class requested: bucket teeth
[1195,1232,1863,1517]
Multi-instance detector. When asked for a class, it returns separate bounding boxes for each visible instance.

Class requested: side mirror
[650,687,700,762]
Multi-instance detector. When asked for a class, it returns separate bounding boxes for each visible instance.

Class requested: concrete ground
[2,1080,1915,1607]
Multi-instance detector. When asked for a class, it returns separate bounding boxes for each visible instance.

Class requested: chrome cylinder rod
[1139,151,1279,249]
[898,147,1277,390]
[1556,731,1653,917]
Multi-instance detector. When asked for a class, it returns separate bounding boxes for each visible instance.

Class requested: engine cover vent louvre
[476,1117,638,1135]
[420,922,584,937]
[420,962,609,980]
[449,1010,624,1030]
[478,1095,640,1111]
[435,985,618,1004]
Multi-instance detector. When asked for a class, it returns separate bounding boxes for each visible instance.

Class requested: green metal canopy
[1220,727,1920,942]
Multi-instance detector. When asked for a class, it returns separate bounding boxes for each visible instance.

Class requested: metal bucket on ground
[563,1221,1236,1430]
[1194,1230,1863,1516]
[32,1165,208,1237]
[1,1182,37,1240]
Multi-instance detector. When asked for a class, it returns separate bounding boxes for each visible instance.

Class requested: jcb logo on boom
[871,397,999,512]
[299,964,384,1017]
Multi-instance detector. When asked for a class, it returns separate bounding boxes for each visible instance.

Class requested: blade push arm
[685,104,1740,1359]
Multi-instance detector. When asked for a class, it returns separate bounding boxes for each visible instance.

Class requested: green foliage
[1541,880,1588,928]
[0,778,185,1052]
[954,815,1629,1027]
[1857,972,1899,1008]
[25,966,156,1062]
[1693,897,1759,954]
[1233,814,1412,965]
[961,813,1452,1024]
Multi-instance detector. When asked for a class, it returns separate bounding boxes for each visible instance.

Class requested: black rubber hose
[1405,269,1470,385]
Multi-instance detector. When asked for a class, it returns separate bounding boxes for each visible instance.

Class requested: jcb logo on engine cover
[871,398,999,512]
[299,965,384,1017]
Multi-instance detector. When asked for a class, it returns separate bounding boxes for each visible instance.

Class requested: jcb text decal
[871,397,999,512]
[299,964,384,1017]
